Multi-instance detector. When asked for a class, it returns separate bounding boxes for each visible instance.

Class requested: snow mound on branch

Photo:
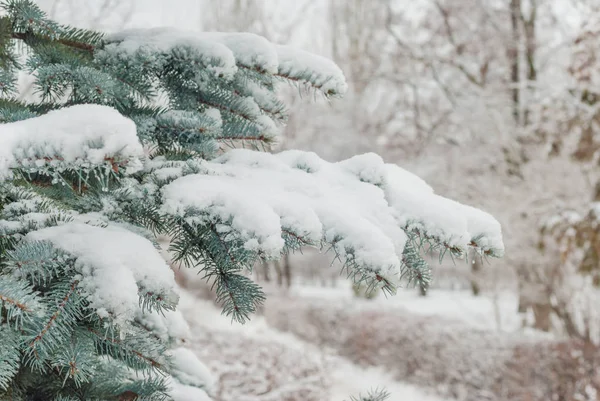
[386,181,503,255]
[385,163,434,194]
[161,149,503,284]
[25,223,178,326]
[460,204,504,255]
[135,308,191,343]
[276,45,348,95]
[161,149,406,284]
[169,347,215,389]
[105,28,347,95]
[169,380,212,401]
[106,28,238,78]
[336,154,503,255]
[168,347,215,401]
[0,105,142,180]
[201,32,279,74]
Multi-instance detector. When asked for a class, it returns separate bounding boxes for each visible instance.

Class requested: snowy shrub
[264,295,600,401]
[496,339,600,401]
[536,206,600,342]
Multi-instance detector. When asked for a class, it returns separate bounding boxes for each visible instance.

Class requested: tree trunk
[283,253,292,288]
[521,0,537,125]
[509,0,521,125]
[532,303,552,331]
[516,270,531,329]
[273,261,283,287]
[470,250,483,296]
[261,261,270,283]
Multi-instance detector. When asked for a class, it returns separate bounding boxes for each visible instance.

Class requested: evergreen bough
[0,1,504,399]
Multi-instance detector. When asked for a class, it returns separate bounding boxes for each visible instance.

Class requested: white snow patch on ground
[329,364,448,401]
[289,283,524,333]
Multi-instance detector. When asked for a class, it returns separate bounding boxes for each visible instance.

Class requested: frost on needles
[0,1,504,400]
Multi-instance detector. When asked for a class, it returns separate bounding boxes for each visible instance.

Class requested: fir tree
[0,1,504,400]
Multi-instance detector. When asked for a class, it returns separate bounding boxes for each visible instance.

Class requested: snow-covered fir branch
[0,1,503,400]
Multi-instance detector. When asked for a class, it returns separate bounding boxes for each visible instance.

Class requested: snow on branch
[336,153,503,256]
[0,105,143,180]
[383,163,504,257]
[105,28,239,79]
[159,149,504,288]
[24,223,178,327]
[276,45,347,96]
[201,32,279,74]
[103,28,347,96]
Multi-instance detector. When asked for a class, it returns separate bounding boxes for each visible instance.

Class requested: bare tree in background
[202,0,267,34]
[530,3,600,337]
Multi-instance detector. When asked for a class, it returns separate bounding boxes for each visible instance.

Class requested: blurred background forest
[20,1,600,400]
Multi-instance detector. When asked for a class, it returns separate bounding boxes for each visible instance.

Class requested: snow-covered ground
[328,364,448,401]
[289,283,522,333]
[178,291,450,401]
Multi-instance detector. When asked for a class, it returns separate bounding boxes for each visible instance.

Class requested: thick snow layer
[161,149,407,284]
[25,223,177,326]
[105,28,347,94]
[135,308,191,342]
[331,153,502,256]
[384,167,504,255]
[168,347,214,401]
[161,149,503,285]
[169,347,215,390]
[335,153,503,255]
[276,45,348,95]
[201,32,279,74]
[169,379,212,401]
[106,28,239,78]
[385,163,433,194]
[459,204,504,254]
[0,105,143,179]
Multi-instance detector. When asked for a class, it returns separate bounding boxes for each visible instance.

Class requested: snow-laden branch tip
[276,44,348,96]
[159,149,504,287]
[25,223,178,327]
[0,105,143,180]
